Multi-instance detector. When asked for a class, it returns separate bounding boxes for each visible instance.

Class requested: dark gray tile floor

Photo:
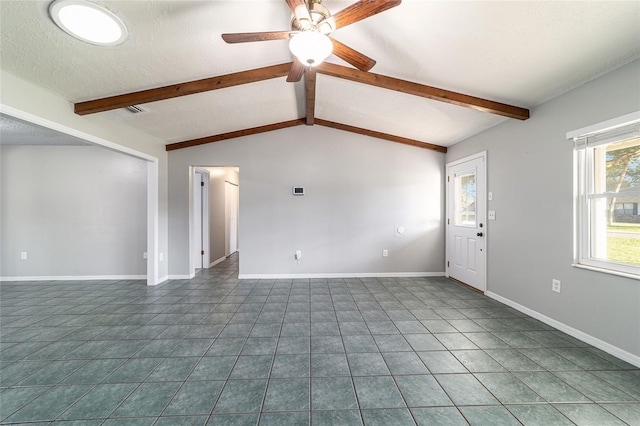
[1,254,639,425]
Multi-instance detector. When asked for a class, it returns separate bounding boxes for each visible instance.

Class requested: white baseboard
[238,272,445,279]
[209,256,227,268]
[154,275,169,285]
[486,291,640,368]
[0,275,146,282]
[167,274,195,280]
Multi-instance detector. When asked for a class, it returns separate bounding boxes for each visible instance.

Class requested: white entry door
[446,152,487,292]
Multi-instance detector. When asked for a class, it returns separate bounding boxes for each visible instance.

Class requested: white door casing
[192,171,204,271]
[446,152,487,292]
[191,169,210,275]
[225,181,239,256]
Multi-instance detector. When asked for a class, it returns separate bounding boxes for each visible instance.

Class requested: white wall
[1,145,147,278]
[169,126,445,277]
[447,60,640,362]
[0,70,169,283]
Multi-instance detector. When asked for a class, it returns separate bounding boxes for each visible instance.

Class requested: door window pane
[455,171,476,227]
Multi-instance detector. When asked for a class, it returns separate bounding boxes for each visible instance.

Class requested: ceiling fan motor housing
[291,0,334,33]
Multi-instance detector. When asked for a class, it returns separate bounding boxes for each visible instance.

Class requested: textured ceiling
[1,0,639,149]
[0,114,89,146]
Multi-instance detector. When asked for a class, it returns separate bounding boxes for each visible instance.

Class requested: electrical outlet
[488,210,496,220]
[295,250,302,260]
[20,252,27,260]
[382,249,388,257]
[552,279,561,293]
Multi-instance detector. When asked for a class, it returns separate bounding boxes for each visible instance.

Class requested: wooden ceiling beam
[305,67,316,126]
[165,117,448,153]
[165,119,305,151]
[75,63,293,115]
[75,61,529,122]
[75,61,529,121]
[315,118,447,153]
[316,62,530,120]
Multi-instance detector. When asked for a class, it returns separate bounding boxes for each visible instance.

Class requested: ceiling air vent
[124,105,148,114]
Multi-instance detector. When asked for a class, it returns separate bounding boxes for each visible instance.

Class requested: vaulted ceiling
[1,1,639,152]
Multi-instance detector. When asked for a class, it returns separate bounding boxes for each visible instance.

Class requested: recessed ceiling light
[49,0,127,46]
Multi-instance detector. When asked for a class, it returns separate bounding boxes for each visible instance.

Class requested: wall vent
[124,105,148,114]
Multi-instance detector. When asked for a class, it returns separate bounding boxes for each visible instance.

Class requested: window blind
[573,121,640,150]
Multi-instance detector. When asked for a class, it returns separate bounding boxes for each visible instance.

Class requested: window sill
[572,263,640,281]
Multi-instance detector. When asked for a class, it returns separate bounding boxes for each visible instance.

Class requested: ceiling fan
[221,0,401,82]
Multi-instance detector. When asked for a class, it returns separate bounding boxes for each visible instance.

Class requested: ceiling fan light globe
[289,31,333,67]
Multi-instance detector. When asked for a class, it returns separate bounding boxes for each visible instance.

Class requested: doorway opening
[1,108,160,286]
[190,166,239,278]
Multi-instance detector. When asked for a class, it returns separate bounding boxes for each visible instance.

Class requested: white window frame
[568,111,640,280]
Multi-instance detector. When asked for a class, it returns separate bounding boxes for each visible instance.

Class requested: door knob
[477,232,483,237]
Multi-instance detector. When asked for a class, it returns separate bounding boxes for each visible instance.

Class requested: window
[454,170,476,227]
[570,112,640,278]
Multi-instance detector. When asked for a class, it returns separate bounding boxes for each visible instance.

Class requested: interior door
[193,171,204,270]
[446,152,487,292]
